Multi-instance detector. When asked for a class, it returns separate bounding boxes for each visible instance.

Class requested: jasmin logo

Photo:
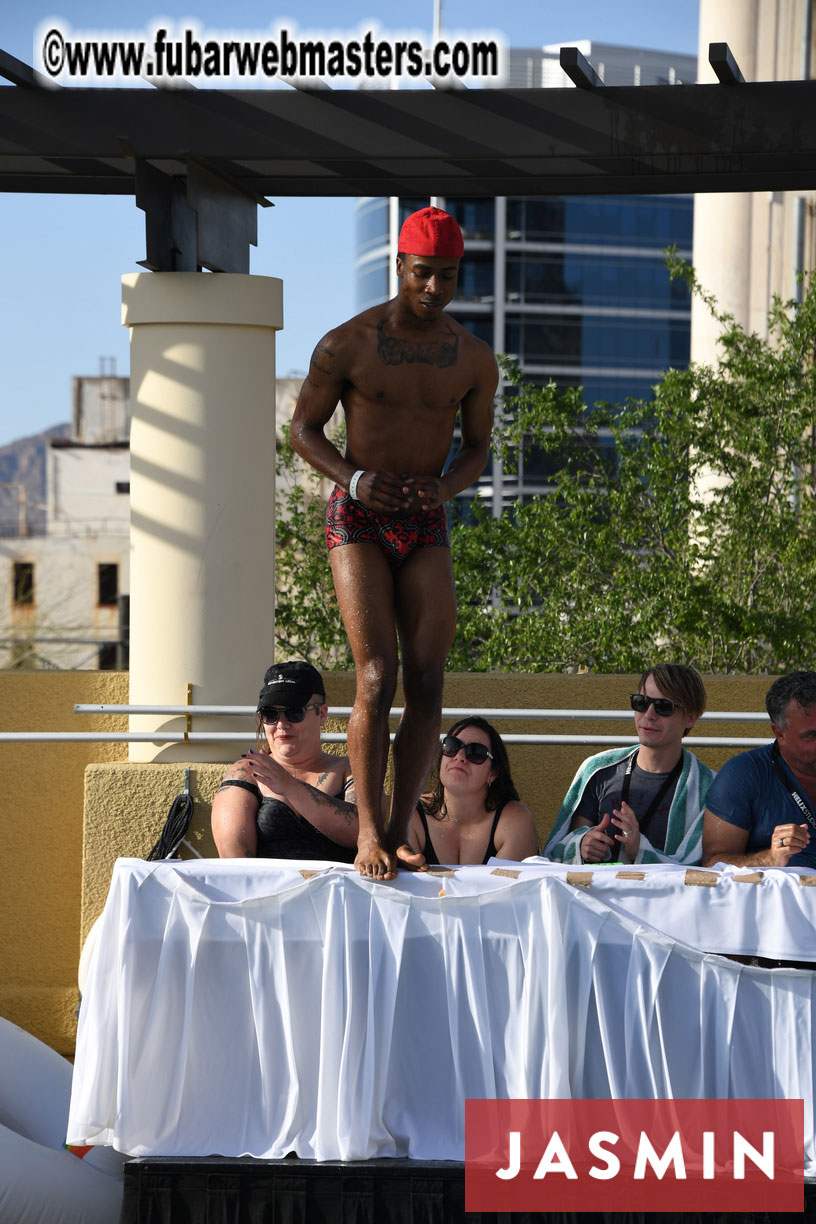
[465,1100,804,1213]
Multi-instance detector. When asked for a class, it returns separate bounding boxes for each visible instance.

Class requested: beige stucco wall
[3,668,775,1058]
[0,670,127,1056]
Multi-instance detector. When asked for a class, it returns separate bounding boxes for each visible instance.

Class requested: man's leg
[388,546,457,850]
[330,543,402,879]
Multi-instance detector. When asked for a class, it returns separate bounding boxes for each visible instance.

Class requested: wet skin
[290,252,498,879]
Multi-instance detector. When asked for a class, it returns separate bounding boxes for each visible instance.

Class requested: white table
[68,858,816,1170]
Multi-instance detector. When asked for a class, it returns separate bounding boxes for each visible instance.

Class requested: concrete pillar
[691,0,759,362]
[692,0,815,359]
[122,272,283,762]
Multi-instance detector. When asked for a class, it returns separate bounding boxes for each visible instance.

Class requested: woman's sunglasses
[259,703,322,725]
[629,694,681,717]
[441,734,493,764]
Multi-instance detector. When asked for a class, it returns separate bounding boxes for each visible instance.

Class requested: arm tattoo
[309,342,335,376]
[220,762,256,785]
[377,319,459,368]
[304,781,357,827]
[217,778,262,800]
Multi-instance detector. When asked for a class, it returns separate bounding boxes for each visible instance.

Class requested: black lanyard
[620,750,683,837]
[771,742,816,835]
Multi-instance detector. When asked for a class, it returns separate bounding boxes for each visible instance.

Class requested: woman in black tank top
[211,660,359,862]
[406,717,539,866]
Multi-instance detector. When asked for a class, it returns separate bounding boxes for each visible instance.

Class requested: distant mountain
[0,423,70,538]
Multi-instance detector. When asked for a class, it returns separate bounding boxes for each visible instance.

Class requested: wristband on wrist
[348,470,365,501]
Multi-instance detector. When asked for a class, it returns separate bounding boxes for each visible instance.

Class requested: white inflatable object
[0,1016,123,1224]
[0,1124,124,1224]
[0,1012,72,1149]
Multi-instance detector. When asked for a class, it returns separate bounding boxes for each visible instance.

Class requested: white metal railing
[72,704,771,722]
[0,703,775,748]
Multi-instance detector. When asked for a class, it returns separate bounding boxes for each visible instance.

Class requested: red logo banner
[465,1099,803,1213]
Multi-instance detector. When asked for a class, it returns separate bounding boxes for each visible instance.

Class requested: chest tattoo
[377,320,459,368]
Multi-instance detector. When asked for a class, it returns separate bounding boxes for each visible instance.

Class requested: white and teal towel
[544,745,715,866]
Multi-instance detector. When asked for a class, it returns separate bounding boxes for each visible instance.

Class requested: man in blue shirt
[702,671,816,869]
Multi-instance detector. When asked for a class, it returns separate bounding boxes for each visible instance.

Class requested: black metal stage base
[122,1157,816,1224]
[122,1157,465,1223]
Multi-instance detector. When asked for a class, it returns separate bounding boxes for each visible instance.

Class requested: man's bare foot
[355,835,398,881]
[394,843,428,872]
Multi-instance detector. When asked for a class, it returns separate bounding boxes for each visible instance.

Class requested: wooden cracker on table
[732,872,763,884]
[566,871,592,888]
[491,868,520,879]
[684,868,718,887]
[798,874,816,887]
[616,870,645,880]
[427,868,456,877]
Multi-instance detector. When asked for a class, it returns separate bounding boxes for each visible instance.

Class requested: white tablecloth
[68,858,816,1169]
[523,856,816,960]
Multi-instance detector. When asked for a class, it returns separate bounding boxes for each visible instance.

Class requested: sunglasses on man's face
[441,734,493,765]
[629,693,681,718]
[260,703,322,725]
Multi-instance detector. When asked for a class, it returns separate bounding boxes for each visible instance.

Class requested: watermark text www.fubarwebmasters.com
[34,20,506,87]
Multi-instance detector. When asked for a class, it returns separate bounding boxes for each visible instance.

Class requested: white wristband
[348,470,365,501]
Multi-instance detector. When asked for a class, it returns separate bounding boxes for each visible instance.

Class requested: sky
[0,1,699,448]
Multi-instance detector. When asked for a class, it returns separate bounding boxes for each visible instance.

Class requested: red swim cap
[398,207,464,258]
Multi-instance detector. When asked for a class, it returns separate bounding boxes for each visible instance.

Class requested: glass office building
[354,43,696,512]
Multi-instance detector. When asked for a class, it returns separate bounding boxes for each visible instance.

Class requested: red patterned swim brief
[325,485,449,571]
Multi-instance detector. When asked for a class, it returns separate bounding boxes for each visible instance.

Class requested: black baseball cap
[257,661,325,711]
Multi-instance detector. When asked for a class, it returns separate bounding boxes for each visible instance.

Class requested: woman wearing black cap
[404,716,538,865]
[211,661,360,862]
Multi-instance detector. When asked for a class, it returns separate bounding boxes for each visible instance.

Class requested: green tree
[449,261,816,673]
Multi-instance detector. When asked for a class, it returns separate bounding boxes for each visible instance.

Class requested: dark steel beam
[559,47,604,90]
[1,76,815,197]
[0,47,57,89]
[709,42,746,85]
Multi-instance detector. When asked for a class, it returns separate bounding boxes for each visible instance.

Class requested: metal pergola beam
[559,46,604,89]
[709,41,746,85]
[1,72,815,198]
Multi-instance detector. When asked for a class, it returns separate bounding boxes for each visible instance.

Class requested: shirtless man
[290,206,498,880]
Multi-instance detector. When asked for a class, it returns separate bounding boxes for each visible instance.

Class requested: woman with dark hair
[405,716,539,865]
[211,660,359,862]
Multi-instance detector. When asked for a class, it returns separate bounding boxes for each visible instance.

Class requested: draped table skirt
[68,858,816,1171]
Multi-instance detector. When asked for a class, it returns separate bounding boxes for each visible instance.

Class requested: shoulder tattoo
[310,341,335,376]
[225,759,255,781]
